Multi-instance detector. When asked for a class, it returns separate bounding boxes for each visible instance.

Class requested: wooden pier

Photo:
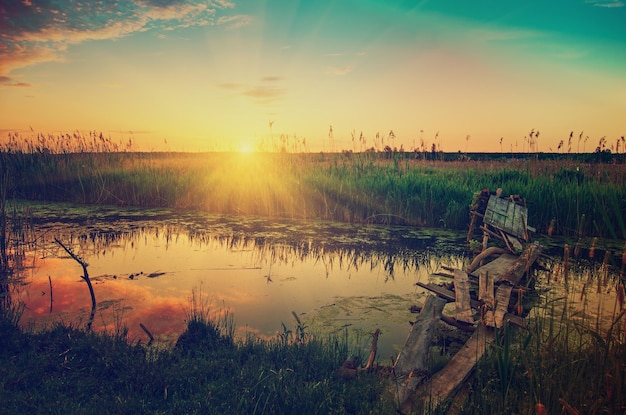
[393,190,541,413]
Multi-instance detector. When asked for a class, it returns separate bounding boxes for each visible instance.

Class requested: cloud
[217,82,244,90]
[585,0,624,7]
[0,0,236,77]
[261,76,283,82]
[242,85,285,101]
[324,65,353,76]
[216,14,253,29]
[0,75,32,88]
[218,77,286,103]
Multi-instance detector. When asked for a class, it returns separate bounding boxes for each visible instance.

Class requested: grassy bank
[1,259,624,414]
[0,302,394,414]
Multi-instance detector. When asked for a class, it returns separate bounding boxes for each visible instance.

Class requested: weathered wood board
[454,269,473,324]
[483,284,513,328]
[399,324,495,413]
[483,195,529,240]
[394,295,447,406]
[498,243,541,285]
[468,253,518,280]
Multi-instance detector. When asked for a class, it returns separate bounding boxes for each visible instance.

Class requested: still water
[14,202,468,359]
[12,202,624,360]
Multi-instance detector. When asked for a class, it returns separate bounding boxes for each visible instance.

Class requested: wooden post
[467,212,478,243]
[478,271,494,309]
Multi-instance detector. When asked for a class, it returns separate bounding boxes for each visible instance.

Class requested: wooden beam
[416,282,481,308]
[394,295,448,407]
[400,324,495,413]
[454,269,474,324]
[498,242,542,285]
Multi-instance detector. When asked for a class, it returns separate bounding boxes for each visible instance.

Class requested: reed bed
[452,257,626,415]
[3,134,625,241]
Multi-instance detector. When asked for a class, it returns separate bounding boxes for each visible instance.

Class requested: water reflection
[13,202,624,360]
[15,204,469,358]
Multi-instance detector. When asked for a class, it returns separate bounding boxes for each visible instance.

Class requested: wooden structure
[393,190,542,413]
[467,189,535,253]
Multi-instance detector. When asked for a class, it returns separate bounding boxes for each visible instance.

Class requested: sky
[1,0,625,153]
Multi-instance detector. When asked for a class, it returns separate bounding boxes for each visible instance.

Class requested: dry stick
[364,328,380,371]
[48,275,53,314]
[139,323,154,346]
[54,238,96,331]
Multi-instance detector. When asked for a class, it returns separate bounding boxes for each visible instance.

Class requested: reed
[454,254,626,415]
[4,132,626,240]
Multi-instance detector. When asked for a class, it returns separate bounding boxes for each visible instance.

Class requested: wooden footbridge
[393,189,542,413]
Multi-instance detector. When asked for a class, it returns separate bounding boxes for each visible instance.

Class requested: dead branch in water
[54,238,96,331]
[140,323,154,346]
[364,328,380,371]
[48,275,53,314]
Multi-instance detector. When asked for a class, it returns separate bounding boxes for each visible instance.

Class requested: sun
[239,142,254,154]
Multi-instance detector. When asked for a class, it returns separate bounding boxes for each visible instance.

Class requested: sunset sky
[1,0,625,152]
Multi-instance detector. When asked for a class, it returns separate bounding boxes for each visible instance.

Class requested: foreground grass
[0,313,394,414]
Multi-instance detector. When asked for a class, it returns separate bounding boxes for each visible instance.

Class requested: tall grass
[448,258,626,415]
[3,132,626,239]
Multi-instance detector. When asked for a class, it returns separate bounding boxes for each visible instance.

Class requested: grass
[444,263,626,415]
[2,132,626,413]
[2,135,626,240]
[0,293,395,414]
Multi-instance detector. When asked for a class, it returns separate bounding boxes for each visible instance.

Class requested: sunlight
[239,142,254,154]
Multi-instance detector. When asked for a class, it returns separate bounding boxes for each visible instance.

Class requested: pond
[8,201,625,360]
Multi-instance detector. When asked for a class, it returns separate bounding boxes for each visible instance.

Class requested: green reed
[3,133,626,239]
[452,258,626,415]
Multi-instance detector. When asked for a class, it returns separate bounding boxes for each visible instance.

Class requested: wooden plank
[416,282,481,309]
[483,196,530,240]
[454,269,473,324]
[498,242,542,285]
[416,282,455,302]
[478,270,494,309]
[400,324,495,413]
[468,253,517,280]
[431,271,455,279]
[483,284,513,328]
[394,295,448,406]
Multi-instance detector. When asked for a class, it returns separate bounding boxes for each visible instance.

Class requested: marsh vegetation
[1,133,625,414]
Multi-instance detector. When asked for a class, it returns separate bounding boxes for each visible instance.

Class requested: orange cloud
[0,0,236,78]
